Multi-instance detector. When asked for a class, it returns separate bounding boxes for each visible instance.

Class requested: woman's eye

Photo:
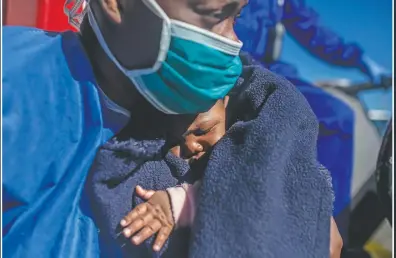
[196,2,241,22]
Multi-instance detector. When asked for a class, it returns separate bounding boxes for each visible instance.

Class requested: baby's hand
[120,186,174,252]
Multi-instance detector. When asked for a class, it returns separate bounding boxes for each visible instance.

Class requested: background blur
[282,0,393,131]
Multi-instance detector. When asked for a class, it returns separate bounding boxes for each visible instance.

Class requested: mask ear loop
[64,0,89,30]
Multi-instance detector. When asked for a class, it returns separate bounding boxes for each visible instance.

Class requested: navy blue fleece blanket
[86,138,194,258]
[87,53,333,258]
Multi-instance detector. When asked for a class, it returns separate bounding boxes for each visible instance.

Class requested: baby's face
[170,98,228,163]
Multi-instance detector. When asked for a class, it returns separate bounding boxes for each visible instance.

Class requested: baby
[119,97,343,257]
[119,97,229,251]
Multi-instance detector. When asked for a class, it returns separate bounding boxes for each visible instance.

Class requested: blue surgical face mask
[86,0,243,114]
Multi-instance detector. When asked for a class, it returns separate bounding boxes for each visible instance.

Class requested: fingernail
[132,236,140,243]
[123,229,131,237]
[153,245,160,251]
[120,220,127,226]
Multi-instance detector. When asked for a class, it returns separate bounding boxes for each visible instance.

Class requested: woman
[3,0,334,257]
[2,0,246,256]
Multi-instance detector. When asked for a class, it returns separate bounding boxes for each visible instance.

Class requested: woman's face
[170,98,228,163]
[157,0,248,41]
[97,0,248,52]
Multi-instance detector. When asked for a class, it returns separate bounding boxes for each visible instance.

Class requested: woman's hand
[330,217,343,258]
[120,186,174,252]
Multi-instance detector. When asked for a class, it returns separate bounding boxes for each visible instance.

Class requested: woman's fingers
[131,219,162,245]
[153,226,172,252]
[121,203,147,227]
[136,185,156,200]
[123,210,154,238]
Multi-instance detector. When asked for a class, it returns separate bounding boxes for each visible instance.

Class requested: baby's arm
[166,181,201,228]
[120,182,201,251]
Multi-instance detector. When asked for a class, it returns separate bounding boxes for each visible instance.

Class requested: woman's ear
[101,0,122,24]
[224,96,230,108]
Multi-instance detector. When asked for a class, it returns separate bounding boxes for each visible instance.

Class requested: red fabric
[36,0,77,32]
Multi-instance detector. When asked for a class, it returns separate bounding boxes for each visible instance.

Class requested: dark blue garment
[235,0,358,215]
[89,54,333,257]
[2,26,129,258]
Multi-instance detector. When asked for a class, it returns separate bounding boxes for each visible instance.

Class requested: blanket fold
[87,53,333,258]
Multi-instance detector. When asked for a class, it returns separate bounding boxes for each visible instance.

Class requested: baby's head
[170,97,229,163]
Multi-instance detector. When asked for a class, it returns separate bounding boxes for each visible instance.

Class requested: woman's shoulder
[3,27,83,78]
[3,26,63,70]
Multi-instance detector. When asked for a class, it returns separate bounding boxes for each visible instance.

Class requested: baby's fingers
[123,211,154,238]
[131,219,162,245]
[153,226,172,252]
[136,185,156,200]
[120,203,148,227]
